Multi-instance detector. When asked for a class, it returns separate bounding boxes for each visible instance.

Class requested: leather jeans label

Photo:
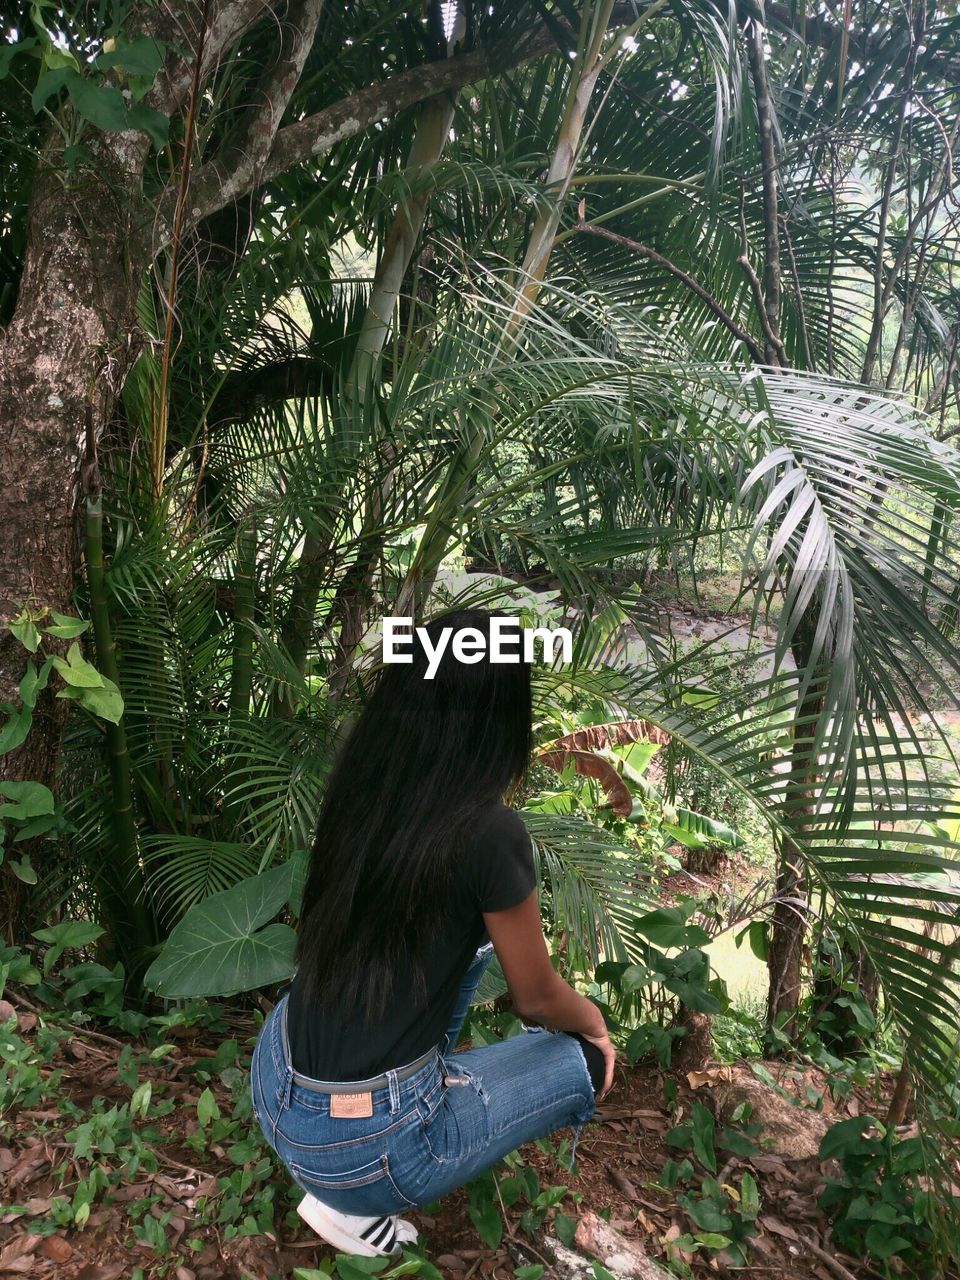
[330,1092,373,1118]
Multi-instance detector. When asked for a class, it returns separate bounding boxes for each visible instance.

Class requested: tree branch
[144,0,280,115]
[167,2,647,235]
[572,219,765,363]
[195,0,326,209]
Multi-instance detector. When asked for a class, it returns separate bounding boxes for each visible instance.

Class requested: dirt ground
[4,1001,950,1280]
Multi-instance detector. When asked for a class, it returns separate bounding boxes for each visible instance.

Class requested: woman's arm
[483,889,615,1098]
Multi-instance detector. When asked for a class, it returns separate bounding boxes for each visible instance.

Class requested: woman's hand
[483,893,620,1100]
[581,1028,616,1100]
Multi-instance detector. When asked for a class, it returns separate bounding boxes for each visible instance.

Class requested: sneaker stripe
[374,1222,396,1250]
[358,1217,387,1241]
[371,1221,396,1251]
[360,1217,395,1250]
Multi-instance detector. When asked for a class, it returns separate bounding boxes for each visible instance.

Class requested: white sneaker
[296,1192,417,1256]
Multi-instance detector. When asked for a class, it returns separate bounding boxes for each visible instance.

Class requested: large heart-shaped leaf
[144,864,297,998]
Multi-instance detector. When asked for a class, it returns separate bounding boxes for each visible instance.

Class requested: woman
[250,608,615,1257]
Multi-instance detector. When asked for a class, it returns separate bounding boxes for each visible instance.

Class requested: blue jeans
[249,944,596,1214]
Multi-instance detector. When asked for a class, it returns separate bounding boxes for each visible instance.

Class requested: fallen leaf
[4,1147,48,1190]
[608,1167,638,1199]
[39,1236,73,1263]
[762,1215,800,1241]
[75,1266,126,1280]
[0,1235,40,1275]
[687,1066,732,1088]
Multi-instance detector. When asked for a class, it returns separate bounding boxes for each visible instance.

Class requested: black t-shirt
[286,804,537,1080]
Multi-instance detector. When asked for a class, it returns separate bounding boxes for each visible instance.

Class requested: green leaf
[0,781,55,820]
[93,36,164,80]
[44,612,91,639]
[634,907,709,949]
[694,1232,732,1250]
[31,66,70,113]
[515,1268,545,1279]
[468,1194,503,1249]
[534,1184,567,1210]
[0,707,32,756]
[8,612,41,653]
[131,1081,152,1117]
[335,1257,388,1279]
[621,963,651,993]
[691,1101,717,1173]
[864,1223,912,1259]
[818,1116,877,1162]
[40,40,81,74]
[13,814,57,842]
[679,1190,731,1233]
[661,808,744,851]
[32,919,105,974]
[555,1212,578,1247]
[0,37,39,79]
[0,659,54,756]
[499,1175,523,1209]
[394,1253,441,1279]
[8,855,37,884]
[20,657,53,710]
[57,675,125,724]
[735,920,769,962]
[51,641,103,688]
[739,1171,760,1219]
[143,863,297,998]
[125,102,169,150]
[197,1087,220,1127]
[64,70,130,133]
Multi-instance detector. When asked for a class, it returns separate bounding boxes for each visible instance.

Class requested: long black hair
[295,607,534,1019]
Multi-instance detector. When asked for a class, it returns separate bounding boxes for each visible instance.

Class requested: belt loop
[387,1068,400,1113]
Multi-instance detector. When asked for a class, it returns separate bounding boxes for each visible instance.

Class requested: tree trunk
[765,829,807,1041]
[766,636,821,1043]
[0,132,147,921]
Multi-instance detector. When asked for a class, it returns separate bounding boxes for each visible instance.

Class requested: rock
[711,1077,832,1160]
[539,1211,674,1279]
